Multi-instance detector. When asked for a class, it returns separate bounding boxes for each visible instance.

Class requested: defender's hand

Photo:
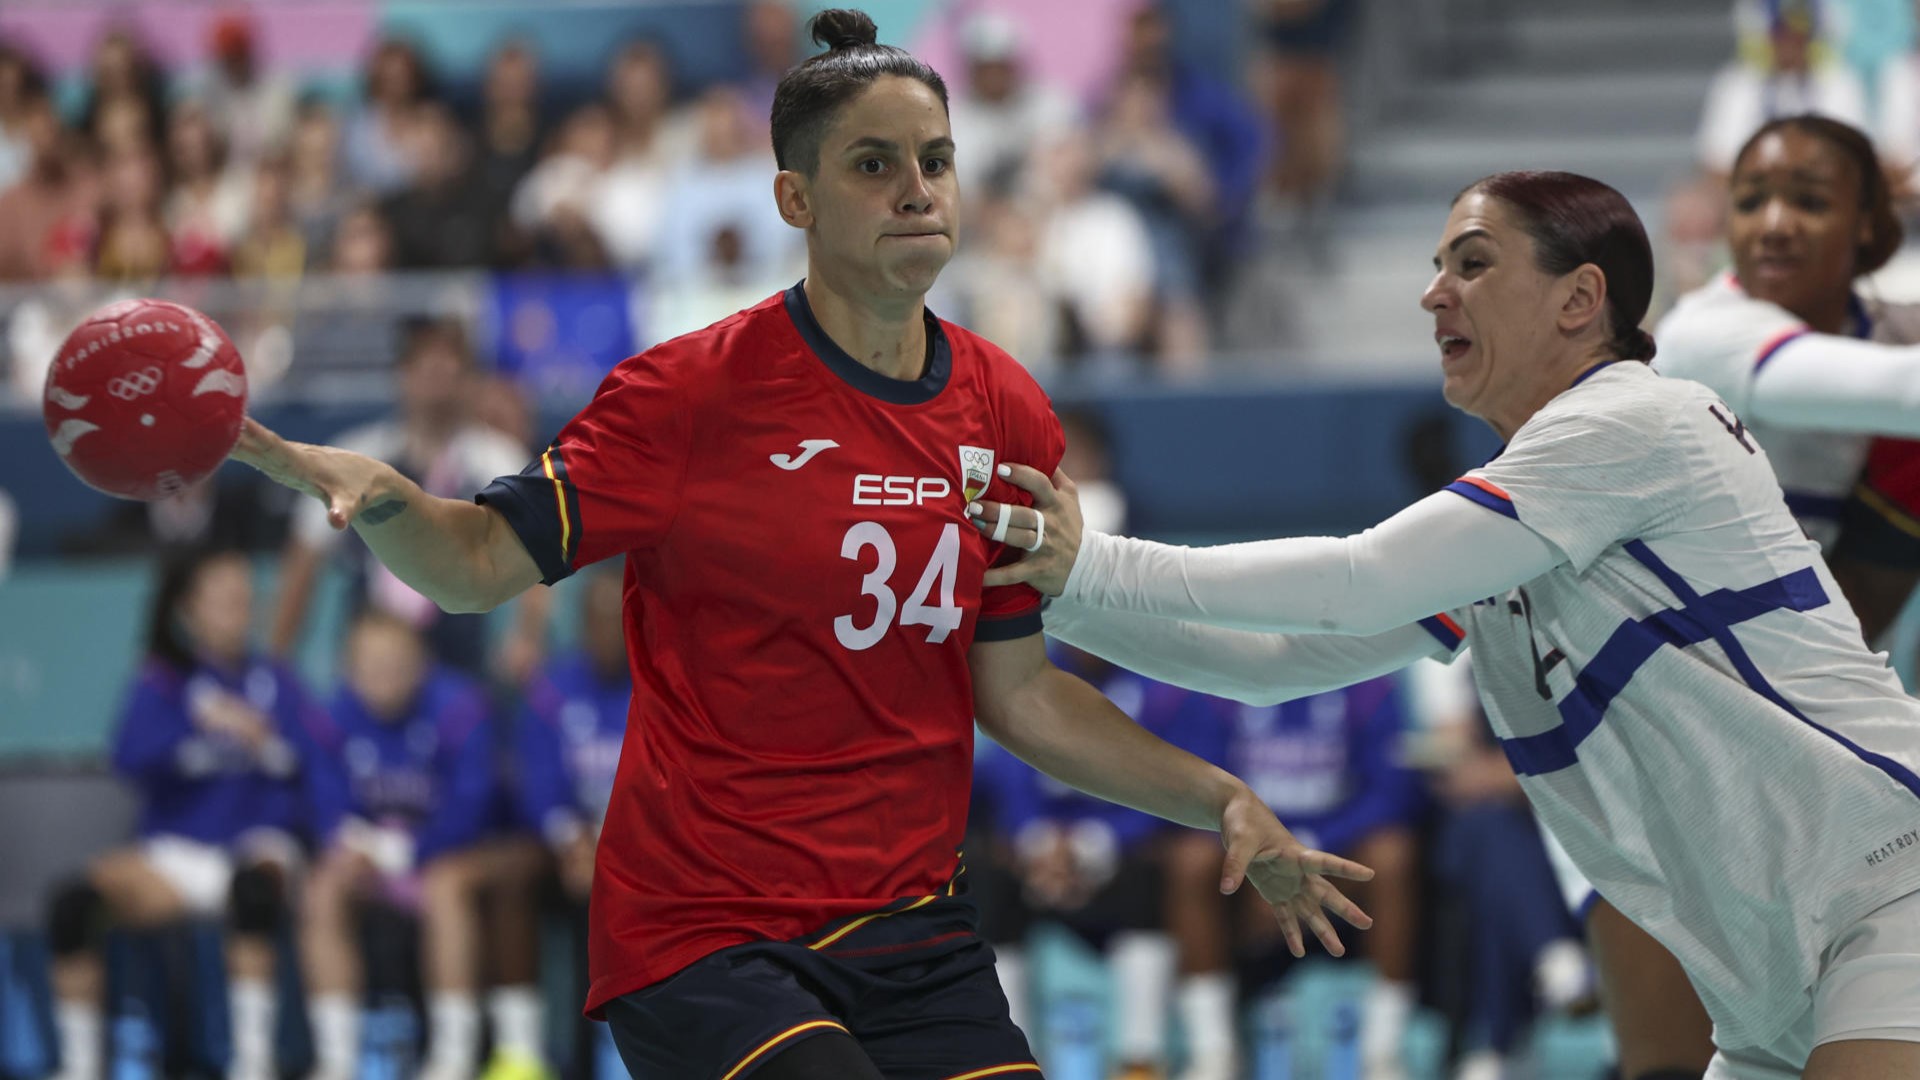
[967,464,1082,595]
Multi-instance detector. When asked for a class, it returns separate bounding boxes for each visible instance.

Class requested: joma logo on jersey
[853,474,951,505]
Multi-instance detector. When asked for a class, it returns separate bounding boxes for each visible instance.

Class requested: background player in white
[973,170,1920,1080]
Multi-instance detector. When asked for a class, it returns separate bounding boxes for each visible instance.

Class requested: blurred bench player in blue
[299,610,543,1080]
[47,547,319,1080]
[515,568,630,1076]
[1163,675,1424,1080]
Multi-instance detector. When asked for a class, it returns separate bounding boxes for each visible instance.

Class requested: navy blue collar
[1570,358,1623,387]
[783,281,951,405]
[1849,292,1873,340]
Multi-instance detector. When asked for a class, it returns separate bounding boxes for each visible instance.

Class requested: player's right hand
[230,417,402,530]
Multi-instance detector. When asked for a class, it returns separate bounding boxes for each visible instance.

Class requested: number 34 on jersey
[830,444,996,652]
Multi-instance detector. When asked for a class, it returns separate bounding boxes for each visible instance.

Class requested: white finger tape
[991,501,1012,544]
[1024,510,1047,552]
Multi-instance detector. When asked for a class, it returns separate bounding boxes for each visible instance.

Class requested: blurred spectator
[1251,0,1355,224]
[187,12,297,170]
[0,42,47,191]
[287,99,352,261]
[737,0,801,134]
[945,12,1079,196]
[0,93,94,282]
[1026,133,1155,368]
[517,568,629,904]
[283,203,404,397]
[267,318,547,680]
[944,193,1062,372]
[646,85,800,327]
[474,39,547,261]
[78,28,165,159]
[61,470,290,558]
[93,145,171,281]
[380,103,500,269]
[1060,407,1128,535]
[1696,0,1868,178]
[973,657,1190,1074]
[231,151,306,281]
[164,99,252,275]
[345,37,433,194]
[1118,4,1267,284]
[46,548,316,1080]
[1163,677,1426,1080]
[511,102,617,270]
[594,39,688,268]
[299,610,533,1080]
[1095,69,1215,370]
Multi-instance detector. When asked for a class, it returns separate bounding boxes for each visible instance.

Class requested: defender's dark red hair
[1458,171,1657,363]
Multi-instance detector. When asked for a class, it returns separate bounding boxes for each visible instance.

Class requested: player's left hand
[968,463,1081,594]
[1218,786,1376,958]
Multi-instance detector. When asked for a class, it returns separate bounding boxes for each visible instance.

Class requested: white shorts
[142,829,303,916]
[1705,889,1920,1079]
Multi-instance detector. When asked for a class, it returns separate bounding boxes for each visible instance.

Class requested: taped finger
[1023,510,1047,552]
[991,501,1012,544]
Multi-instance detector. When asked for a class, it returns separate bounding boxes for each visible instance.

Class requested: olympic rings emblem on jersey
[108,366,164,401]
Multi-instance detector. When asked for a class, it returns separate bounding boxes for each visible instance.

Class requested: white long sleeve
[1043,597,1447,706]
[1746,332,1920,436]
[1061,490,1565,635]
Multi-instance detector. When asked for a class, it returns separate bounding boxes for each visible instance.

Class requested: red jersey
[478,284,1064,1014]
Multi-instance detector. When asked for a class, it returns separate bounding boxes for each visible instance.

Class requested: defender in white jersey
[1593,115,1920,1080]
[973,172,1920,1079]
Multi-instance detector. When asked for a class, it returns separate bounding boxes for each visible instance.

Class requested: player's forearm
[1043,598,1439,705]
[234,420,528,613]
[1062,492,1562,636]
[348,481,517,613]
[1751,335,1920,436]
[980,664,1246,833]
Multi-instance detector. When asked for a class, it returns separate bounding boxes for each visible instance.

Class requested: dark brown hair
[769,9,948,174]
[1457,170,1657,362]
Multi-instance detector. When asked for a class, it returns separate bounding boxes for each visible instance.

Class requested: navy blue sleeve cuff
[975,607,1044,642]
[476,466,575,587]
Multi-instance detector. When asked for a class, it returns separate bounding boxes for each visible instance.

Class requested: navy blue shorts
[603,894,1041,1080]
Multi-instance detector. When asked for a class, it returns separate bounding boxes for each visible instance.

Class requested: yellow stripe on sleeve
[540,449,572,562]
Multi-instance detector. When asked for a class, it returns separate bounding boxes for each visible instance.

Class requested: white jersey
[1653,273,1920,549]
[1440,361,1920,1048]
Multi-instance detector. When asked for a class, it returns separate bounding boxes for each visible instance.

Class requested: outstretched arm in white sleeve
[968,465,1564,636]
[1044,598,1454,706]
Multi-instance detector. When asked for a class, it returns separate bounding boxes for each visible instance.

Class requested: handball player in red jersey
[229,11,1373,1077]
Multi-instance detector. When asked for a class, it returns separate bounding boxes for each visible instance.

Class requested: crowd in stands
[0,0,1348,383]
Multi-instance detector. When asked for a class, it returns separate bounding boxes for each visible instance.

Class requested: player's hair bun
[809,9,879,52]
[1625,327,1657,364]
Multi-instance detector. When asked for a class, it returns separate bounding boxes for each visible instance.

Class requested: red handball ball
[42,299,249,501]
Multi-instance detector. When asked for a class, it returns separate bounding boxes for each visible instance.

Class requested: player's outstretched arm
[973,463,1561,636]
[1043,597,1447,705]
[1717,332,1920,437]
[230,418,542,613]
[971,633,1375,958]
